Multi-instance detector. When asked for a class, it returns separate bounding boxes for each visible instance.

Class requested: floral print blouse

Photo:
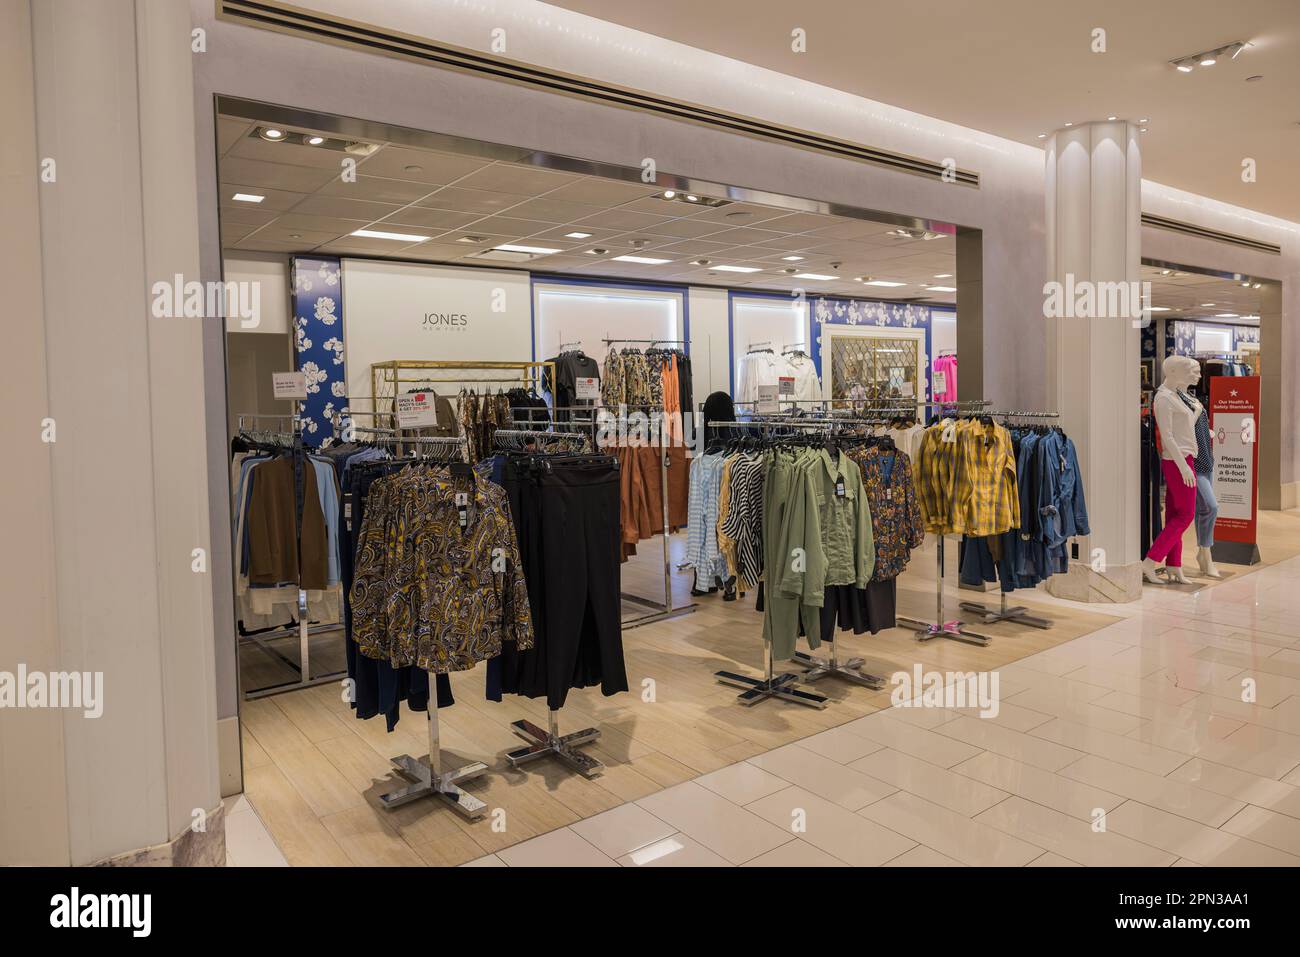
[851,446,925,581]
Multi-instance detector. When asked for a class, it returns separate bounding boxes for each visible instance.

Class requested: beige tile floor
[229,516,1300,868]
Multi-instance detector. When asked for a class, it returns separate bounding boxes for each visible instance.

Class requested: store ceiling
[1145,265,1265,322]
[542,0,1300,223]
[217,115,956,304]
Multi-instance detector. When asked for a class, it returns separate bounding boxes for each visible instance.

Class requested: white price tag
[778,376,795,396]
[575,376,600,400]
[756,383,778,414]
[396,393,440,428]
[272,371,307,400]
[932,370,947,396]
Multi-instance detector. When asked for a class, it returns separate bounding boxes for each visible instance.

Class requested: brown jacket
[247,455,330,590]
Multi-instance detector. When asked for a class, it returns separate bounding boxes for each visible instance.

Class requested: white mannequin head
[1162,354,1200,391]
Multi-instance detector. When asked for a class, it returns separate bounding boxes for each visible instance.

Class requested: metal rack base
[792,639,887,689]
[379,754,488,817]
[958,595,1053,629]
[506,713,604,778]
[716,669,828,708]
[898,616,993,647]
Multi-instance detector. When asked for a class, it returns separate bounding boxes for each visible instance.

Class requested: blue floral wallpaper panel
[809,296,933,396]
[290,256,347,446]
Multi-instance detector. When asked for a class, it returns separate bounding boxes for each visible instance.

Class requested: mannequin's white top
[1152,385,1198,462]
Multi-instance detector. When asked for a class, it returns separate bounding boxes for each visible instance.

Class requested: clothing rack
[234,413,349,700]
[953,411,1061,629]
[491,431,607,778]
[601,337,688,346]
[745,340,774,352]
[512,403,702,631]
[782,341,807,353]
[369,359,555,415]
[354,433,490,818]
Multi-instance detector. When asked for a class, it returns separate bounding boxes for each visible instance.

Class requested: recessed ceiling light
[565,232,593,239]
[1146,306,1171,312]
[1241,281,1251,287]
[1216,313,1239,318]
[1201,302,1216,306]
[690,259,711,266]
[934,273,953,279]
[1107,116,1117,121]
[306,135,325,146]
[1140,128,1148,133]
[1139,118,1149,123]
[1200,57,1216,66]
[1177,64,1194,73]
[1160,269,1172,275]
[710,264,762,273]
[1064,122,1073,127]
[686,195,699,202]
[350,228,430,242]
[794,273,835,281]
[456,236,487,243]
[863,280,906,287]
[259,128,285,141]
[232,192,264,203]
[662,190,676,199]
[403,165,423,173]
[1037,133,1047,139]
[781,255,805,262]
[289,233,302,239]
[1253,282,1262,289]
[612,255,672,265]
[494,243,561,255]
[586,247,608,255]
[925,286,957,292]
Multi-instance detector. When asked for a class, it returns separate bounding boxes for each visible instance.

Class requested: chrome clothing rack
[954,411,1060,630]
[234,412,348,699]
[358,432,489,817]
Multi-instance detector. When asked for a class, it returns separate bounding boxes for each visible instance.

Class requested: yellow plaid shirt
[918,419,1019,536]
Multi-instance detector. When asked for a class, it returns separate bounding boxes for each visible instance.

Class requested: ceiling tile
[273,212,374,232]
[290,194,404,221]
[451,163,583,196]
[416,186,524,215]
[498,196,607,224]
[218,204,281,227]
[355,146,492,184]
[542,178,659,205]
[220,158,340,193]
[317,175,440,205]
[217,117,254,156]
[377,207,484,231]
[574,208,677,230]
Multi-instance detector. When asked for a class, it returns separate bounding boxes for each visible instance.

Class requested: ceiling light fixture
[586,247,608,255]
[612,255,673,265]
[662,190,676,199]
[403,165,424,173]
[1216,313,1239,318]
[782,255,805,262]
[934,273,953,279]
[1107,116,1117,121]
[686,195,699,202]
[565,232,593,239]
[925,286,957,292]
[350,228,430,242]
[1253,282,1262,289]
[795,273,834,281]
[306,135,325,145]
[1170,41,1248,72]
[690,259,711,266]
[456,235,487,243]
[1146,306,1172,312]
[863,280,906,287]
[710,264,762,273]
[1140,118,1149,123]
[1201,302,1216,306]
[232,193,264,203]
[494,243,561,255]
[259,127,285,141]
[1037,133,1047,139]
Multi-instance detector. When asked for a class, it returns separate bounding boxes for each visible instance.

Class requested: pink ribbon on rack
[926,621,962,636]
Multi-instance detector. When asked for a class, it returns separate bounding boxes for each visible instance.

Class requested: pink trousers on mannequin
[1147,455,1196,568]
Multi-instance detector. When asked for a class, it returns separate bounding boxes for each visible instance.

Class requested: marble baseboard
[93,802,226,867]
[1044,561,1142,603]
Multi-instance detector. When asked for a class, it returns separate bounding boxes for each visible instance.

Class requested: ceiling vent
[1141,213,1281,255]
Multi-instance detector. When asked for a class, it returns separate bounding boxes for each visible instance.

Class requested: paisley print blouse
[349,467,534,673]
[852,446,925,581]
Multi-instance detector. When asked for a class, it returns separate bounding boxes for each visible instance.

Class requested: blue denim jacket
[1036,431,1090,549]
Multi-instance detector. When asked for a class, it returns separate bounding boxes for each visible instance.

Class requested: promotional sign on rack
[1209,375,1262,565]
[396,392,440,428]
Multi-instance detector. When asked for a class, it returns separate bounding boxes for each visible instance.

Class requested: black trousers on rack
[490,458,626,710]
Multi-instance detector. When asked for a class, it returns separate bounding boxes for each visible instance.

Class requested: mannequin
[1183,384,1221,578]
[1144,356,1201,583]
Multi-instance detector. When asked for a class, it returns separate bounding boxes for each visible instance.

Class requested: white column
[1,0,222,865]
[1043,121,1143,602]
